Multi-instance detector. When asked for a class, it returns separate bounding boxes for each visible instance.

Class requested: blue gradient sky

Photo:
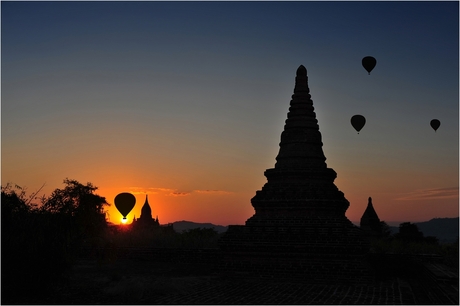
[2,1,458,225]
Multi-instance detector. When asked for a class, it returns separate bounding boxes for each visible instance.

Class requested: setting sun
[121,217,128,224]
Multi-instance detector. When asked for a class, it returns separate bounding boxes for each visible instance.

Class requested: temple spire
[360,197,381,235]
[268,64,332,180]
[254,65,350,214]
[361,197,380,221]
[141,194,152,219]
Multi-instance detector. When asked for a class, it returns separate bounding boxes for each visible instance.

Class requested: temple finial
[294,65,309,93]
[296,65,307,76]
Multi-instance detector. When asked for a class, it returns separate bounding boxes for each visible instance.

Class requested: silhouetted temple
[360,197,382,238]
[132,195,174,232]
[219,65,370,283]
[132,195,160,229]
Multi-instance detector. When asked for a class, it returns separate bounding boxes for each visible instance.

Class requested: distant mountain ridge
[414,217,459,243]
[172,220,228,233]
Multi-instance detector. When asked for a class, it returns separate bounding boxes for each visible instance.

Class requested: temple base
[219,219,372,283]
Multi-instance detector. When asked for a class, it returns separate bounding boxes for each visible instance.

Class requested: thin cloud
[151,187,177,193]
[395,187,459,201]
[194,189,233,195]
[127,187,233,197]
[128,187,178,194]
[170,192,191,197]
[128,187,154,195]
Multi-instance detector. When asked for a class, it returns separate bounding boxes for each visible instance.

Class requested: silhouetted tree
[1,183,44,220]
[2,184,29,233]
[2,179,111,303]
[40,178,109,243]
[423,236,439,245]
[178,227,220,248]
[2,183,72,304]
[379,221,393,239]
[395,222,424,242]
[182,227,219,238]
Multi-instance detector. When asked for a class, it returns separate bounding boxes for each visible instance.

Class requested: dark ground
[16,251,458,305]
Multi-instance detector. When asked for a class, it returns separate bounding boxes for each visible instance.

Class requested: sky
[2,1,458,226]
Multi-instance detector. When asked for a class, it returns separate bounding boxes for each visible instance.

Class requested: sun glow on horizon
[121,217,128,224]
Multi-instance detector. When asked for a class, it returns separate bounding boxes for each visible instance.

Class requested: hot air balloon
[362,56,377,75]
[114,192,136,222]
[351,115,366,134]
[430,119,441,132]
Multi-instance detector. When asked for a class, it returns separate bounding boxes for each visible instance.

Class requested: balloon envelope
[114,192,136,218]
[362,56,377,75]
[351,115,366,133]
[430,119,441,132]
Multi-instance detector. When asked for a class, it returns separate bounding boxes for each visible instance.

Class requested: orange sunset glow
[102,185,256,226]
[2,1,458,228]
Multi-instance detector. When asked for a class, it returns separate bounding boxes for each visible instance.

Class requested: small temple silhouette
[360,197,382,238]
[219,65,371,283]
[131,195,173,232]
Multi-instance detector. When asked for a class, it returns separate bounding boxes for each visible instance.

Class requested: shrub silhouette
[2,179,109,304]
[2,185,71,303]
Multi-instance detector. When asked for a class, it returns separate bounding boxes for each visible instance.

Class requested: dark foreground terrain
[6,248,459,305]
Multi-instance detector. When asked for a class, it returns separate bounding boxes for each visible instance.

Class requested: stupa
[360,197,382,238]
[219,65,370,283]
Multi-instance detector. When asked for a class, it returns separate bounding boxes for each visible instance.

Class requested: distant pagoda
[132,195,160,229]
[132,195,175,233]
[219,65,370,283]
[360,197,382,238]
